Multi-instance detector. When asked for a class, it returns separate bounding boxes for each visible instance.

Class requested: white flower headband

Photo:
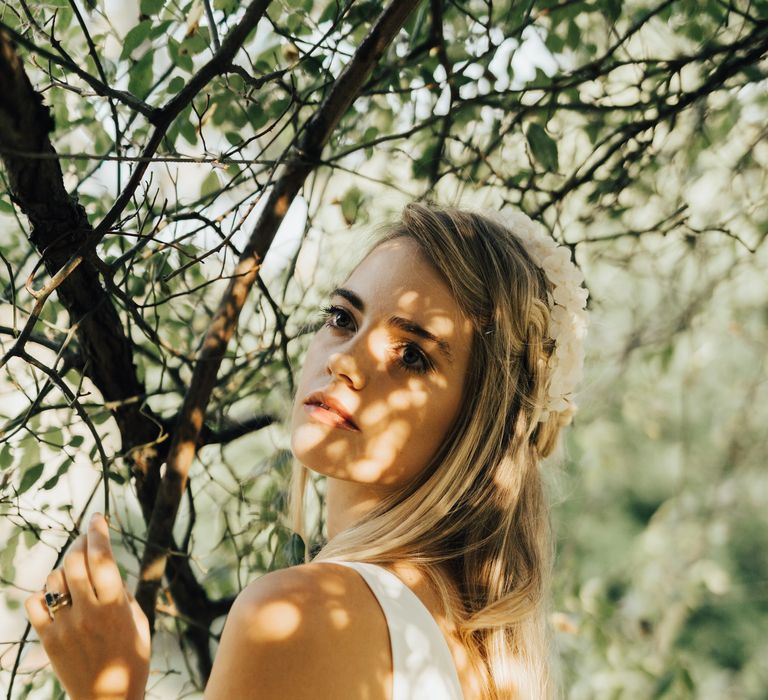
[480,208,589,425]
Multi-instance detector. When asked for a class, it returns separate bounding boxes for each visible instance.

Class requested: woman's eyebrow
[331,287,453,362]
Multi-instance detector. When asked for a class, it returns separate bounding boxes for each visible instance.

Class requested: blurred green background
[1,0,767,697]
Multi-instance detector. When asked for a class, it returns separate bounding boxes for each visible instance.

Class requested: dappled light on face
[367,326,393,370]
[292,420,331,452]
[320,415,414,483]
[290,236,475,490]
[360,396,393,425]
[389,383,428,410]
[430,374,448,390]
[360,417,412,479]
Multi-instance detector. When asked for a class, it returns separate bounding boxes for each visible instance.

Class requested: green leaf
[42,457,74,490]
[178,114,198,145]
[411,142,438,181]
[0,529,21,582]
[181,28,210,57]
[565,20,581,50]
[285,13,304,34]
[302,54,324,76]
[653,670,675,697]
[140,0,164,15]
[318,1,339,23]
[22,528,38,549]
[200,171,221,199]
[214,0,239,13]
[18,463,44,495]
[70,435,85,448]
[41,474,60,490]
[605,0,622,22]
[167,76,185,94]
[0,443,13,470]
[286,532,305,566]
[46,428,63,447]
[680,668,694,691]
[248,104,269,130]
[225,131,242,146]
[526,123,559,171]
[121,21,152,60]
[585,120,602,145]
[92,410,113,425]
[168,37,194,72]
[545,30,565,54]
[128,53,154,97]
[148,20,173,39]
[107,470,126,484]
[128,274,147,297]
[340,186,364,226]
[18,437,40,473]
[269,97,292,119]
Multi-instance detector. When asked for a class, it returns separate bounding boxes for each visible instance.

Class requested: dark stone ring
[44,590,72,616]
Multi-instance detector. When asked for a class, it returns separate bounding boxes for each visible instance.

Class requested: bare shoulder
[204,562,391,700]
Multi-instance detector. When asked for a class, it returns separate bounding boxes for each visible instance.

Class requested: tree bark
[135,0,423,628]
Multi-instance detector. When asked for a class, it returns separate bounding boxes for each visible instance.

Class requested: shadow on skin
[211,238,479,698]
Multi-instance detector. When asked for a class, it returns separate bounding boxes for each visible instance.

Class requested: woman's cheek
[387,384,429,410]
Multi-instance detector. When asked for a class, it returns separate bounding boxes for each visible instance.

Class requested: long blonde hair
[288,202,575,698]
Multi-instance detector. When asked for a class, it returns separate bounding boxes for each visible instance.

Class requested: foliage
[0,0,766,696]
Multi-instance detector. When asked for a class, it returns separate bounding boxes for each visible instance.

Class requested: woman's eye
[320,305,354,330]
[318,306,433,374]
[397,343,433,374]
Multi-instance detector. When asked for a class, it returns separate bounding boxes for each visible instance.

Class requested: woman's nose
[327,350,366,390]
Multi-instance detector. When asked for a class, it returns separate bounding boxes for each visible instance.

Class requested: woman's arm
[204,564,383,700]
[204,568,323,699]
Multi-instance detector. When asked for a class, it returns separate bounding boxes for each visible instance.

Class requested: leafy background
[0,0,767,697]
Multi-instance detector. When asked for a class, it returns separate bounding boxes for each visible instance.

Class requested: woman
[25,202,589,699]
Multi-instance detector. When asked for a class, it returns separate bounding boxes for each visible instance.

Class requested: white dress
[317,560,465,699]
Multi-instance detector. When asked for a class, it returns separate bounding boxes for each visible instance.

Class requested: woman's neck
[325,476,391,540]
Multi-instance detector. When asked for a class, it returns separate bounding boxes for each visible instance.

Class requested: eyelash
[319,304,434,375]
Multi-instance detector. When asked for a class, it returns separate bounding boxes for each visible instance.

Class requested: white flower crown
[480,208,589,425]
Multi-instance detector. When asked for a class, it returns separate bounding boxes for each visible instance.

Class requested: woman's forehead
[345,239,450,308]
[338,239,473,349]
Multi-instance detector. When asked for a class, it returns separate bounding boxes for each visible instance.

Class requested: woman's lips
[303,403,360,431]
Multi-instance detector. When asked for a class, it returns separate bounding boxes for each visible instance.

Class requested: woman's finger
[62,534,97,608]
[128,595,151,650]
[85,512,123,604]
[45,569,70,602]
[24,591,54,635]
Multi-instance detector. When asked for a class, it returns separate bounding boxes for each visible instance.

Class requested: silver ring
[44,590,72,616]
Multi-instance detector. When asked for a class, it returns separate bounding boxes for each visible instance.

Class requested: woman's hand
[24,512,151,700]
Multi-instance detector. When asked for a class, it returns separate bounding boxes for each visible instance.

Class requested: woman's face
[291,237,474,489]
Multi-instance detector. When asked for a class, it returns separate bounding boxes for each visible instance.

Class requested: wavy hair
[288,202,575,698]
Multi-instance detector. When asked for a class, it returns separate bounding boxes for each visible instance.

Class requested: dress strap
[316,559,464,699]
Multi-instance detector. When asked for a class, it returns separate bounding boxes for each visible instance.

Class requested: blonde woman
[25,203,589,699]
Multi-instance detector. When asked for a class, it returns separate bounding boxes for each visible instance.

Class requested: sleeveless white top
[318,560,465,699]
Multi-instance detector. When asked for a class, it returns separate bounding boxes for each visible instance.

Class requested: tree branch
[0,21,157,119]
[135,0,422,629]
[93,0,273,241]
[0,27,241,681]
